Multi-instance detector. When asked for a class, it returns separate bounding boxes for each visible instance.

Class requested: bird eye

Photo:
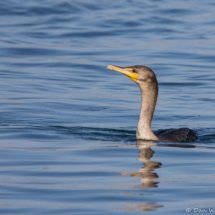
[132,69,136,73]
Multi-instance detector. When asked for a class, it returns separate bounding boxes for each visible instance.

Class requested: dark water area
[1,0,215,214]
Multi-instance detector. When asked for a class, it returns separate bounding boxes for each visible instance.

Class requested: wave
[51,126,136,142]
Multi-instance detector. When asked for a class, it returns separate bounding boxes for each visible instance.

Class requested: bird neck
[136,84,158,140]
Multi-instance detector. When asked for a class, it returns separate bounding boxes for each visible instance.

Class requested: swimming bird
[107,65,197,142]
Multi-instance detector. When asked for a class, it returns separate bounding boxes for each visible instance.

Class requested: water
[1,0,215,214]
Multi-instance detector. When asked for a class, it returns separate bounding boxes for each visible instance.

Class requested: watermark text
[186,208,215,213]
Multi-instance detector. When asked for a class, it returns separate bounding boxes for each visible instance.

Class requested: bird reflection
[122,140,163,211]
[120,140,161,188]
[136,140,161,188]
[125,202,163,212]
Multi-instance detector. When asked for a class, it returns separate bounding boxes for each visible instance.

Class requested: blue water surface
[1,0,215,214]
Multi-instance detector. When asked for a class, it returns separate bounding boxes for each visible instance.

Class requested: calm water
[1,0,215,214]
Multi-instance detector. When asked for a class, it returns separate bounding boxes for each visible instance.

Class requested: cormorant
[107,64,197,142]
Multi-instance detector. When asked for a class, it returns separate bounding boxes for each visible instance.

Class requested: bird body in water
[107,64,197,142]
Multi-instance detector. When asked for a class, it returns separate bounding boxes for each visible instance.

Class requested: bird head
[107,64,158,87]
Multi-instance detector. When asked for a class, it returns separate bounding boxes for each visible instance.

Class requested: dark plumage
[155,128,197,142]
